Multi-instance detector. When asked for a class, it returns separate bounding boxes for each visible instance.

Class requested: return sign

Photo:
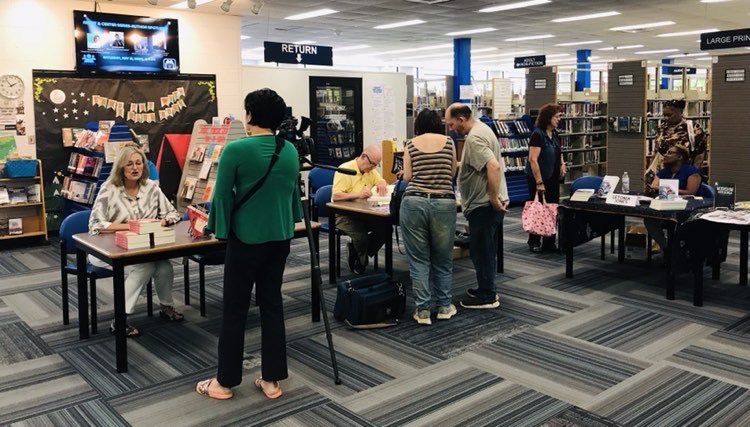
[264,42,333,66]
[701,28,750,51]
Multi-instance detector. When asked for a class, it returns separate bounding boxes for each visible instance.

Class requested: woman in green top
[196,89,302,401]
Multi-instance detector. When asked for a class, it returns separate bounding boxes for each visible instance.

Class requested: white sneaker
[436,304,457,320]
[413,308,432,325]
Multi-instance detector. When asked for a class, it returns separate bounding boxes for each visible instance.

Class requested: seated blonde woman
[89,144,182,337]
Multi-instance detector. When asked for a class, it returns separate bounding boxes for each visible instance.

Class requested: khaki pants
[335,214,392,265]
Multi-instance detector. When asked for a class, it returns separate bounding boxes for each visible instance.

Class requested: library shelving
[0,159,48,242]
[483,116,533,204]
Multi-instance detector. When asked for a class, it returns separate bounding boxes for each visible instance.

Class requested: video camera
[277,108,315,163]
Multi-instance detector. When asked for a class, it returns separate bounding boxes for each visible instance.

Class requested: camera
[277,109,315,163]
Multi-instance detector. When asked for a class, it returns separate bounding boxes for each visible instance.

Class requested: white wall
[0,0,242,157]
[241,65,408,150]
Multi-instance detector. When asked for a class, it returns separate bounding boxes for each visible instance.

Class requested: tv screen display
[74,11,179,74]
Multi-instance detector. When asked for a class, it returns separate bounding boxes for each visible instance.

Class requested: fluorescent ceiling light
[609,21,675,32]
[374,20,425,29]
[598,47,615,51]
[240,35,251,40]
[552,11,620,23]
[657,29,719,37]
[666,52,710,58]
[545,53,571,58]
[695,57,713,60]
[373,43,453,55]
[635,48,680,54]
[478,0,551,13]
[473,50,536,59]
[505,34,555,41]
[555,40,602,46]
[334,44,370,52]
[445,28,497,36]
[700,0,732,2]
[472,48,498,53]
[285,8,338,20]
[617,44,644,49]
[170,0,212,8]
[247,47,264,52]
[292,40,316,45]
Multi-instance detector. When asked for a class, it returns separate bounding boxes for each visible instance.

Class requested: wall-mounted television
[74,11,179,74]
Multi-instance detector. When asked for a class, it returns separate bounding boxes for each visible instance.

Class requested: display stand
[175,120,247,212]
[0,159,48,242]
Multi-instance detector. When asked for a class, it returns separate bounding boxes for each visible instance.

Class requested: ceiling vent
[405,0,454,4]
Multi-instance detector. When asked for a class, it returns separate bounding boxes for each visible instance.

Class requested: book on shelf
[181,177,197,200]
[203,180,215,202]
[73,129,97,150]
[8,218,22,235]
[62,128,74,147]
[629,117,643,133]
[69,153,103,177]
[198,157,212,180]
[61,177,97,204]
[0,218,7,235]
[128,218,163,234]
[9,187,28,204]
[189,144,207,162]
[26,184,40,203]
[0,186,9,205]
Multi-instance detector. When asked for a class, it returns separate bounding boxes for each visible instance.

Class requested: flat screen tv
[74,11,179,74]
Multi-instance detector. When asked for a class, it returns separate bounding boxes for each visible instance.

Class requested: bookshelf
[0,159,48,241]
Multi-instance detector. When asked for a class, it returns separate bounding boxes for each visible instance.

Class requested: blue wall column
[453,38,471,102]
[575,49,591,92]
[661,59,673,90]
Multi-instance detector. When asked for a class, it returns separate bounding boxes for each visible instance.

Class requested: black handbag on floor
[333,272,406,329]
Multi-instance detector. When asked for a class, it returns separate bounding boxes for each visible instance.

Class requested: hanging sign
[618,75,634,86]
[515,55,546,68]
[264,42,333,66]
[700,28,750,51]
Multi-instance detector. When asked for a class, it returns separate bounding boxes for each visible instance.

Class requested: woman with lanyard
[524,103,565,253]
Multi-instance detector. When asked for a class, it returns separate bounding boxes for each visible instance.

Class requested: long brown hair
[535,103,562,130]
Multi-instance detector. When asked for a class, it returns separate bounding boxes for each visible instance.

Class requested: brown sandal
[196,378,233,400]
[254,377,283,399]
[159,305,184,322]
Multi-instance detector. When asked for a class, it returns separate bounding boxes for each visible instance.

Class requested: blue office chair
[308,167,335,203]
[60,210,113,334]
[314,184,377,277]
[570,176,612,260]
[181,202,217,316]
[698,183,715,199]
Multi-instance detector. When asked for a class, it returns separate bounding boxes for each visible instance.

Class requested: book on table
[128,218,163,234]
[367,184,395,205]
[649,198,688,211]
[115,227,175,249]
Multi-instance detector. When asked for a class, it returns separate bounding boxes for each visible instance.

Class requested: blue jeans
[467,205,504,301]
[400,195,457,309]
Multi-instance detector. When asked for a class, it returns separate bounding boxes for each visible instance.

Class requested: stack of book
[115,219,175,249]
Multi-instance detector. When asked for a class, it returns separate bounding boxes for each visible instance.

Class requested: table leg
[741,230,748,286]
[618,220,626,263]
[329,212,336,285]
[312,227,320,322]
[385,220,393,277]
[496,221,504,274]
[610,230,615,254]
[693,251,704,307]
[112,262,128,373]
[562,209,573,278]
[712,260,721,281]
[76,248,89,339]
[666,226,676,300]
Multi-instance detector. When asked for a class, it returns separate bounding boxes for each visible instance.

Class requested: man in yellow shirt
[332,145,389,274]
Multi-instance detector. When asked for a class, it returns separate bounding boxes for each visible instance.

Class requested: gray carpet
[1,210,750,426]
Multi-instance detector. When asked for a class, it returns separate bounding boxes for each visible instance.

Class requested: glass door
[309,76,363,166]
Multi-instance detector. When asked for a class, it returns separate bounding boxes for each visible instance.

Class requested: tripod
[298,160,356,386]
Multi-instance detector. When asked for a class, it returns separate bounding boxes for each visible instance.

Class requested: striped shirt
[405,138,454,194]
[89,180,181,235]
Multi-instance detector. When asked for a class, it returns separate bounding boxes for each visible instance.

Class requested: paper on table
[367,184,394,205]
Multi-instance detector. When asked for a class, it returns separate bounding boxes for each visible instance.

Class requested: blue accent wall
[575,49,591,91]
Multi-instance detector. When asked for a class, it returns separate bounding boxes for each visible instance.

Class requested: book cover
[26,184,40,203]
[210,145,223,163]
[189,144,207,162]
[595,175,620,198]
[181,177,197,200]
[570,189,595,202]
[187,205,209,237]
[608,116,618,133]
[62,128,73,147]
[618,116,630,132]
[629,116,642,133]
[8,218,22,235]
[714,182,735,209]
[198,158,212,180]
[8,187,27,204]
[203,180,215,202]
[658,179,679,200]
[0,186,9,205]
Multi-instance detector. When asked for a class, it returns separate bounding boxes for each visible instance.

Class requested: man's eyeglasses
[363,153,378,167]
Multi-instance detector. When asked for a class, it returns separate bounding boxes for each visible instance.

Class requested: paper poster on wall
[459,85,474,100]
[0,132,17,160]
[383,85,395,140]
[370,85,385,142]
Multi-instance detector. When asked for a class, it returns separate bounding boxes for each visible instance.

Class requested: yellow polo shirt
[332,159,382,198]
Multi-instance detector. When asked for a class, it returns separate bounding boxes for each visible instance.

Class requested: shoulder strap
[232,136,286,214]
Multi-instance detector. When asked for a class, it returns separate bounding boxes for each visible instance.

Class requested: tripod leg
[302,198,341,385]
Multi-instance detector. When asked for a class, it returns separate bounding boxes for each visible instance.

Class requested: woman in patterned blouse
[648,99,707,177]
[89,145,183,337]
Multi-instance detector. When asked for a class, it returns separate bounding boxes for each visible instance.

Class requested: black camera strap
[232,136,285,214]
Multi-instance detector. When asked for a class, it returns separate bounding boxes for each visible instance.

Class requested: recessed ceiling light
[505,34,555,42]
[609,21,675,32]
[334,45,371,52]
[373,43,453,55]
[555,40,602,46]
[170,0,212,8]
[240,35,251,40]
[478,0,551,13]
[666,52,710,58]
[551,11,620,23]
[445,28,497,36]
[285,8,338,20]
[635,48,680,54]
[374,20,425,29]
[472,48,498,53]
[657,29,719,37]
[292,40,316,45]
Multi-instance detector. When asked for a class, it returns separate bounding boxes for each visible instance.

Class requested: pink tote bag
[522,192,558,236]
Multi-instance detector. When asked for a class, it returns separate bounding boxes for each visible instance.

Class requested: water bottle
[622,172,630,194]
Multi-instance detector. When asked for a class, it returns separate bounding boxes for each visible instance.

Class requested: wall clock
[0,75,24,99]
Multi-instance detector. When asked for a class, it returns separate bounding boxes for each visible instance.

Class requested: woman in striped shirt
[399,109,458,325]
